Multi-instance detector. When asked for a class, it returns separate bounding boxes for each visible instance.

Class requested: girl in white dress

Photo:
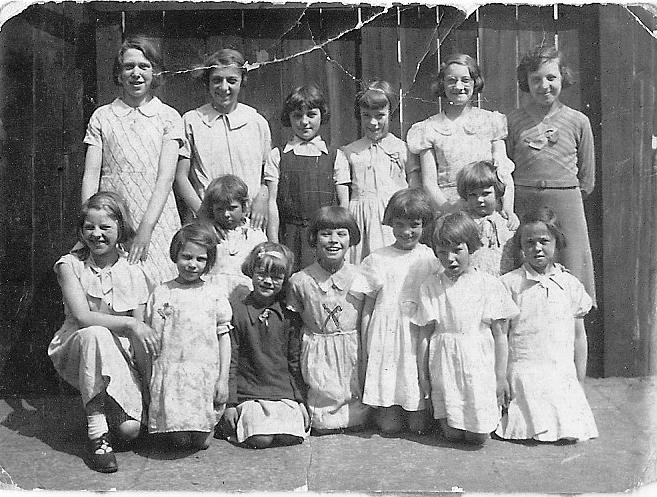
[48,192,156,473]
[147,223,232,450]
[495,206,598,442]
[412,211,518,444]
[287,207,370,432]
[358,189,438,434]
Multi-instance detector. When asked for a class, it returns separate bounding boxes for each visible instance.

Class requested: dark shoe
[88,434,118,473]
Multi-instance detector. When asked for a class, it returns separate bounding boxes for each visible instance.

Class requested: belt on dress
[518,181,578,190]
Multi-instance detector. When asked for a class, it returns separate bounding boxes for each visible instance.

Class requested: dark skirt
[515,186,597,306]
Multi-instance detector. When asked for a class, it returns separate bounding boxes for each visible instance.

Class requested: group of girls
[47,34,598,474]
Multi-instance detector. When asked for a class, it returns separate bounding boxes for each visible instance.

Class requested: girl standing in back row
[81,36,183,286]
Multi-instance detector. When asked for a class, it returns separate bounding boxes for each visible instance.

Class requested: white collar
[111,96,162,117]
[283,135,328,155]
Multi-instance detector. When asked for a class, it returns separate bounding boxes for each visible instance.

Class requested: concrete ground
[0,377,655,493]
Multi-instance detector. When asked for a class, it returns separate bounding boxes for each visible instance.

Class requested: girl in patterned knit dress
[265,84,337,271]
[358,188,439,434]
[456,161,516,276]
[287,207,370,432]
[335,80,420,264]
[81,36,183,286]
[407,53,517,228]
[147,223,232,450]
[495,206,597,442]
[412,212,518,445]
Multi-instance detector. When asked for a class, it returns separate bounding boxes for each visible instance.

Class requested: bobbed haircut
[431,53,484,98]
[456,160,506,201]
[241,241,295,283]
[517,45,574,93]
[354,80,397,121]
[199,49,248,88]
[432,211,482,254]
[77,191,136,257]
[113,36,164,89]
[382,188,434,227]
[307,206,361,248]
[281,84,330,126]
[198,174,250,223]
[169,222,219,274]
[515,205,567,253]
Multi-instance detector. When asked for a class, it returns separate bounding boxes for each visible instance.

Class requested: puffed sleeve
[406,120,434,155]
[83,108,103,148]
[333,148,351,185]
[568,275,593,318]
[263,147,281,183]
[482,274,519,323]
[162,105,185,147]
[490,111,508,141]
[410,275,440,327]
[215,295,233,335]
[352,254,384,297]
[402,142,420,176]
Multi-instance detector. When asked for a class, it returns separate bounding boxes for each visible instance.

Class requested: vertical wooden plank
[600,5,640,376]
[360,6,401,136]
[399,5,440,137]
[556,5,585,111]
[320,8,359,148]
[479,5,519,115]
[95,10,122,106]
[439,6,477,61]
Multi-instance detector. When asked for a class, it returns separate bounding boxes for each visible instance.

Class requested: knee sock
[87,414,109,440]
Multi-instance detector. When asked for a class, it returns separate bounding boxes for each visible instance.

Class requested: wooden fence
[0,2,654,394]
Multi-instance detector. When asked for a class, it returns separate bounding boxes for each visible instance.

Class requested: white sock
[87,414,109,440]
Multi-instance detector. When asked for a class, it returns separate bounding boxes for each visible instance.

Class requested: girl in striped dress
[81,36,183,286]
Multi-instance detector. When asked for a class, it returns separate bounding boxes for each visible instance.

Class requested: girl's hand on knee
[128,227,153,264]
[213,380,228,405]
[131,320,160,357]
[222,407,238,431]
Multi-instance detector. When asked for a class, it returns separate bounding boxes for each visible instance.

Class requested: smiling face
[208,65,243,114]
[118,48,154,107]
[289,107,322,142]
[442,63,475,106]
[251,265,285,302]
[519,221,557,274]
[175,241,208,284]
[527,59,563,110]
[392,217,423,251]
[212,199,245,230]
[465,185,498,218]
[360,104,390,142]
[81,208,120,264]
[435,242,471,280]
[316,228,350,270]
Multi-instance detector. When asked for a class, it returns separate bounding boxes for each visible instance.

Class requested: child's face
[316,228,350,267]
[175,241,208,284]
[527,59,562,109]
[251,264,285,302]
[465,186,497,218]
[442,63,474,106]
[519,221,556,274]
[360,104,389,142]
[434,242,470,280]
[212,199,244,230]
[290,107,322,142]
[82,208,120,259]
[208,65,242,114]
[391,217,423,251]
[118,48,154,106]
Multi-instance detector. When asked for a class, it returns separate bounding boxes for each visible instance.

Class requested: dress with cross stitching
[287,262,370,429]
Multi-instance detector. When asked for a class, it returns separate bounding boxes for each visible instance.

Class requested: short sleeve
[83,109,103,148]
[263,147,281,183]
[162,107,185,147]
[482,275,519,323]
[333,148,351,185]
[347,271,367,302]
[353,254,384,296]
[113,263,151,312]
[215,295,233,334]
[178,112,194,158]
[406,121,434,155]
[257,113,272,168]
[410,277,439,327]
[569,276,593,318]
[285,275,305,314]
[490,111,508,141]
[402,142,420,175]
